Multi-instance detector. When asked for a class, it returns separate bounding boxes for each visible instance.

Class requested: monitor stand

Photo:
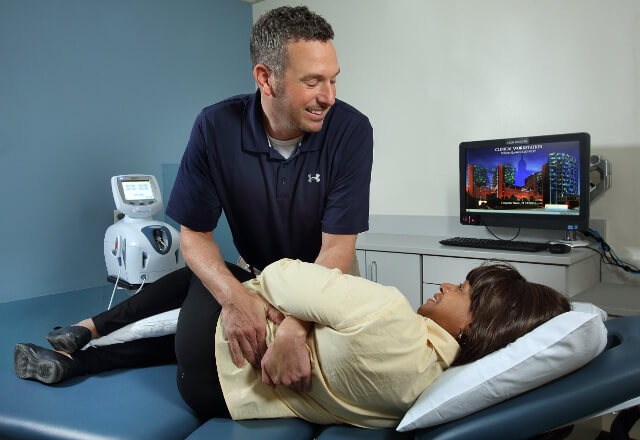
[556,229,590,248]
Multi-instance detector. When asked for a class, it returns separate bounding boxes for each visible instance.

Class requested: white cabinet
[356,249,367,279]
[422,254,600,297]
[423,256,564,289]
[356,233,601,302]
[357,250,422,311]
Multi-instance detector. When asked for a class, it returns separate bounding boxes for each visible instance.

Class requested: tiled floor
[568,417,604,439]
[568,414,640,439]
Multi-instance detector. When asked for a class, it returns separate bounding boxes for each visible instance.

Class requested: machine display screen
[122,180,154,201]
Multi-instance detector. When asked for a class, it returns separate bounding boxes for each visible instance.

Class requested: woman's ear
[462,320,472,336]
[253,64,274,96]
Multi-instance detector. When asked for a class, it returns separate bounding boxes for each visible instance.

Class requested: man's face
[268,39,339,139]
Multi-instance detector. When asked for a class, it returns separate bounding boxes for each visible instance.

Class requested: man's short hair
[250,6,334,78]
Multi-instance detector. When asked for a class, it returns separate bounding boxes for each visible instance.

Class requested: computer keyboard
[439,237,550,252]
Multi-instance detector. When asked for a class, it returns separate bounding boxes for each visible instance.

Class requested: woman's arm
[259,235,356,391]
[260,316,312,392]
[258,259,404,329]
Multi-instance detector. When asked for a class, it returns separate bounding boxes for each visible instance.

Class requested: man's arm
[180,225,283,369]
[314,233,357,273]
[260,232,357,391]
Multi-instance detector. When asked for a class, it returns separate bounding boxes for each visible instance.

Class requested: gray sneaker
[46,325,91,353]
[14,343,82,384]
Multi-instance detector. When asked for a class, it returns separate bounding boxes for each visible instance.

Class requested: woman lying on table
[15,260,569,428]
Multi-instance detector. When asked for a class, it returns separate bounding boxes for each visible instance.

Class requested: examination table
[0,287,639,439]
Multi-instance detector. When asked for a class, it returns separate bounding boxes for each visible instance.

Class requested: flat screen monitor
[460,132,590,232]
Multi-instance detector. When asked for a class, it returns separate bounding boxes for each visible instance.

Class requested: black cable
[582,246,625,269]
[581,229,640,274]
[587,230,640,273]
[484,225,521,241]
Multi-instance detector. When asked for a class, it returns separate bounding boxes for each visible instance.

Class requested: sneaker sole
[14,344,62,384]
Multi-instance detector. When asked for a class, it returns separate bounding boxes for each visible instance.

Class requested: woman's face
[418,281,473,339]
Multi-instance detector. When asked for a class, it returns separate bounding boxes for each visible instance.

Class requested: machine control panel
[111,175,163,219]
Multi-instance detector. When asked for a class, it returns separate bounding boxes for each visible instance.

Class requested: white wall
[254,0,640,260]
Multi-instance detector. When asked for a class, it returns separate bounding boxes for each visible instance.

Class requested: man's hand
[261,316,312,392]
[221,287,284,369]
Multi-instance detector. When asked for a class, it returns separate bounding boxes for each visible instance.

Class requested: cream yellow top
[215,259,459,428]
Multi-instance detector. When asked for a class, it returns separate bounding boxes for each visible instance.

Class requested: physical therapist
[169,4,373,391]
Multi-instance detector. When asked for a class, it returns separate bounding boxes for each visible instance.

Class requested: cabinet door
[362,250,422,311]
[356,249,367,279]
[422,255,565,294]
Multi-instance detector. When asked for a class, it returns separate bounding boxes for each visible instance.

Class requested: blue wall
[161,163,239,265]
[0,0,253,302]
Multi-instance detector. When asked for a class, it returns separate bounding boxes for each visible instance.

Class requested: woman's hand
[261,316,312,392]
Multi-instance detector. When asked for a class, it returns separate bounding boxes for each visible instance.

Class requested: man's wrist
[216,275,250,307]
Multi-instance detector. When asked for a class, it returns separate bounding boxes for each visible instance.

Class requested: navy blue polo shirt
[166,90,373,271]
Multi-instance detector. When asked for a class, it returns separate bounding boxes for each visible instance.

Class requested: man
[166,5,373,391]
[16,6,373,392]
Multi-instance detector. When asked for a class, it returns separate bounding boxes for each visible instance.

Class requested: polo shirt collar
[241,90,328,155]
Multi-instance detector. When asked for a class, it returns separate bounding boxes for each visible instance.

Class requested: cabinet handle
[371,261,378,282]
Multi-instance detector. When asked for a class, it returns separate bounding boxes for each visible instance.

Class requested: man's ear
[253,64,274,96]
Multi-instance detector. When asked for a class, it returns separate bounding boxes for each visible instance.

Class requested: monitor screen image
[122,180,154,201]
[460,133,590,231]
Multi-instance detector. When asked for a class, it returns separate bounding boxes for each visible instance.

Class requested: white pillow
[571,301,608,321]
[397,311,607,431]
[82,308,181,349]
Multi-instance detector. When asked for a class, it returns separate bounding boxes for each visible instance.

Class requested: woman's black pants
[72,263,254,420]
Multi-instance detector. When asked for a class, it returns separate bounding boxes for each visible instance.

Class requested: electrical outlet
[114,210,124,223]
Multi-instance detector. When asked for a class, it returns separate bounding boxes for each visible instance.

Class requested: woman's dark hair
[452,263,570,366]
[250,6,334,78]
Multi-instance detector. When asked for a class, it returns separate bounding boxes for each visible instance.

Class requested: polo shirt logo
[308,173,321,183]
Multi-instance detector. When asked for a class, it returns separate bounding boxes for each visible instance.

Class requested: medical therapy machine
[104,175,184,290]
